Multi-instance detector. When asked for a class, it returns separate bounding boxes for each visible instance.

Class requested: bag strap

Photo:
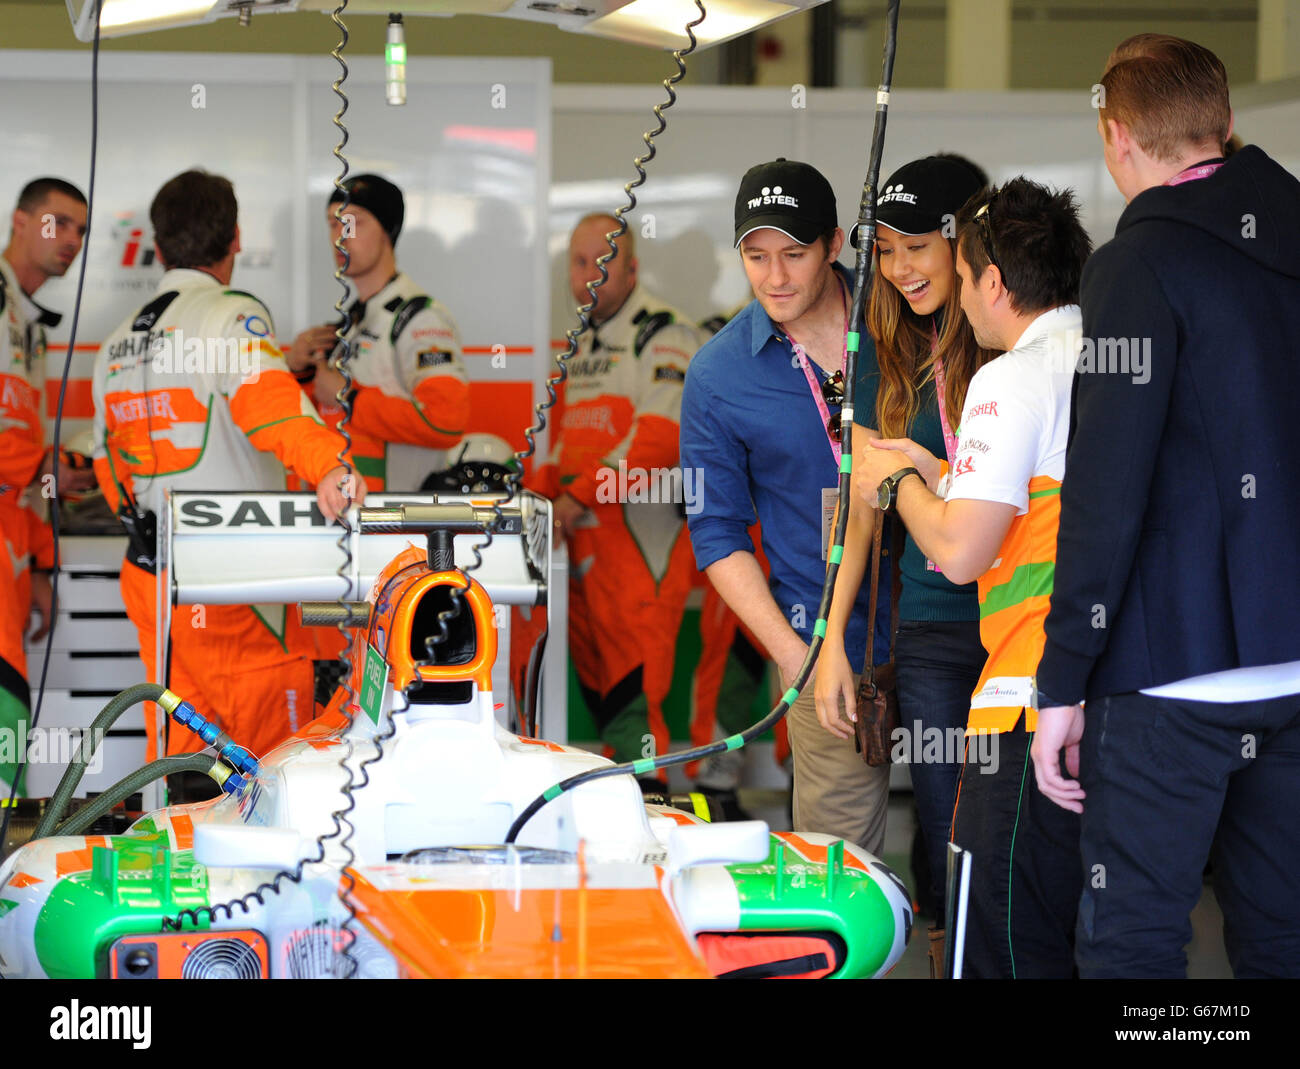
[890,517,902,659]
[866,512,883,685]
[865,511,903,685]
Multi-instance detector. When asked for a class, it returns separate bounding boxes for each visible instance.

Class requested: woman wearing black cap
[815,154,996,972]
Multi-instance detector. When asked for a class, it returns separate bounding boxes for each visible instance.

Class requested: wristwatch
[877,467,922,512]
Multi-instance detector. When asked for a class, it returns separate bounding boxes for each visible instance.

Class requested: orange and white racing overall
[0,255,59,790]
[293,271,470,668]
[531,285,705,768]
[92,268,354,761]
[301,272,470,492]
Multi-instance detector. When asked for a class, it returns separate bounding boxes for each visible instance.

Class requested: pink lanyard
[785,279,849,466]
[930,322,958,464]
[793,346,842,466]
[1165,161,1223,186]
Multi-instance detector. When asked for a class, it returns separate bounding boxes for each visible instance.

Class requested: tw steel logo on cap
[746,185,799,211]
[879,183,918,206]
[734,158,837,248]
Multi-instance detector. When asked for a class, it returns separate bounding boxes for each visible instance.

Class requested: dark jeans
[951,720,1082,978]
[893,618,986,920]
[1076,689,1300,978]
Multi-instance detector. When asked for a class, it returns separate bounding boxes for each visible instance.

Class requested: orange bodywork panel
[346,871,710,979]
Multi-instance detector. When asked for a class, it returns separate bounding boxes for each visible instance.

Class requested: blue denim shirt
[681,267,888,672]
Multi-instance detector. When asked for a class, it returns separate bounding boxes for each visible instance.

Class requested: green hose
[33,683,181,840]
[52,755,218,838]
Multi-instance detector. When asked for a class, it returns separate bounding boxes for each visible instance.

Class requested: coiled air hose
[52,755,222,838]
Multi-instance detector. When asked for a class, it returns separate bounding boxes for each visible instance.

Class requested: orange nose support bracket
[386,571,497,694]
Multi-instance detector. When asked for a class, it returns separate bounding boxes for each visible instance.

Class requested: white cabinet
[23,537,148,798]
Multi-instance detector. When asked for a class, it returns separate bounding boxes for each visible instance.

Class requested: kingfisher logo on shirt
[108,391,180,425]
[562,405,615,436]
[967,401,999,418]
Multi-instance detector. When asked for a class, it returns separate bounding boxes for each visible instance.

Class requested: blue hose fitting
[220,769,249,795]
[218,743,259,778]
[170,701,260,778]
[207,761,248,795]
[171,701,221,747]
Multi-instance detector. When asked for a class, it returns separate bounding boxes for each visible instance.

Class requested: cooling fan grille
[182,937,266,980]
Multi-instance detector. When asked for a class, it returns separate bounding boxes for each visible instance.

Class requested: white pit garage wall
[550,79,1300,329]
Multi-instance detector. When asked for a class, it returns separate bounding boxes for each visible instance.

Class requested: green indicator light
[386,44,406,64]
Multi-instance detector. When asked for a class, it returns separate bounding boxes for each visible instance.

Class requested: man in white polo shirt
[856,177,1092,977]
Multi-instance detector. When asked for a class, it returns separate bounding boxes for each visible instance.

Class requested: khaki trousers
[785,672,890,856]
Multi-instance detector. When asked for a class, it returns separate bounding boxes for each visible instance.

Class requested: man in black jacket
[1031,34,1300,978]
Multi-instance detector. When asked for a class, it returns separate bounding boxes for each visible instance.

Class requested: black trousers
[950,718,1082,978]
[1076,689,1300,978]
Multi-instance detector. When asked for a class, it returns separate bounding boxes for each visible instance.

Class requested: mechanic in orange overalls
[1,179,96,791]
[532,213,706,779]
[91,170,364,768]
[287,174,470,492]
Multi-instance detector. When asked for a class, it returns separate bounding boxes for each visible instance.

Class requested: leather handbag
[854,514,902,766]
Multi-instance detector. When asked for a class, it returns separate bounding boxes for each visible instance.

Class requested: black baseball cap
[849,155,986,245]
[734,158,838,248]
[328,173,404,246]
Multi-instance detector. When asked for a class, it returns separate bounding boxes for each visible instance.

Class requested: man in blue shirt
[681,159,889,853]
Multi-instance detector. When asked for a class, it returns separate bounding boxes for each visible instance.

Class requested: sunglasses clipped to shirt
[823,368,845,439]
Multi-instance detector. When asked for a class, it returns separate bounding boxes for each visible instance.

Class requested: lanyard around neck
[929,320,958,464]
[784,276,848,466]
[1165,160,1224,186]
